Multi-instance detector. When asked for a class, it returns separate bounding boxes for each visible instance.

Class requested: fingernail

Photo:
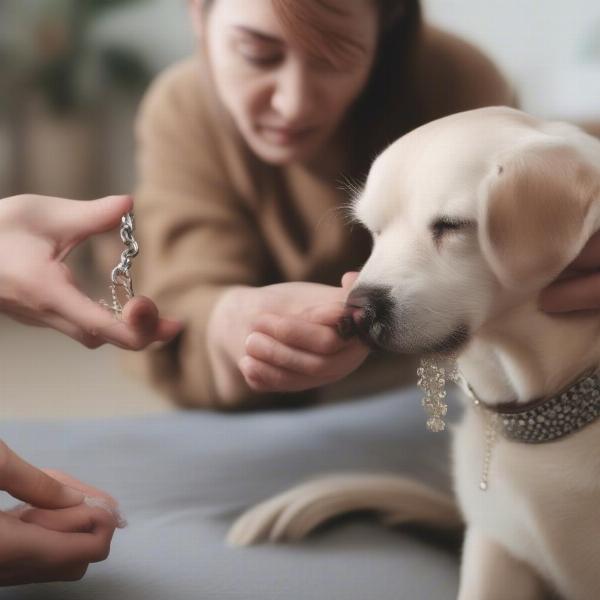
[245,367,264,388]
[84,496,128,528]
[63,486,86,505]
[537,298,560,313]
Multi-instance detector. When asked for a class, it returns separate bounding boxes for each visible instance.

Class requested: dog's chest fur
[452,405,600,599]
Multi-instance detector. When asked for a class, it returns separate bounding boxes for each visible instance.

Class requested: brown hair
[270,1,401,71]
[269,0,424,177]
[353,0,424,177]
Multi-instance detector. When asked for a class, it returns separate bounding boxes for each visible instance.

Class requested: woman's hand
[208,272,369,399]
[0,194,182,349]
[0,440,120,586]
[540,232,600,312]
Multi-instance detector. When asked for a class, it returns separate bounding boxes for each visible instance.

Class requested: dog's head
[347,107,600,355]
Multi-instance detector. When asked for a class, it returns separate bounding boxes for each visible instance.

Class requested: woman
[133,0,598,410]
[0,193,181,585]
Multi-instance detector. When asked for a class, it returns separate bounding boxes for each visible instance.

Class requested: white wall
[424,0,600,119]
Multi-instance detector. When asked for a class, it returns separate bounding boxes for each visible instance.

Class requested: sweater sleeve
[133,61,269,409]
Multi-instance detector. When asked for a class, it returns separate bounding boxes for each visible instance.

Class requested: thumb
[568,231,600,271]
[52,195,133,245]
[341,271,359,291]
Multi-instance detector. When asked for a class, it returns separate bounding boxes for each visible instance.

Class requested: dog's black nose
[340,285,394,342]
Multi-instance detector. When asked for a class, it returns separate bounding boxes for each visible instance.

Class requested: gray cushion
[0,388,461,599]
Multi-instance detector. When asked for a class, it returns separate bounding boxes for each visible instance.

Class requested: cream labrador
[227,107,600,600]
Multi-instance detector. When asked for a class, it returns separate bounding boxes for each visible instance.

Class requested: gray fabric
[0,388,461,599]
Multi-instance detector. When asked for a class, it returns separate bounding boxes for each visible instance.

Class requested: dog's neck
[457,301,600,407]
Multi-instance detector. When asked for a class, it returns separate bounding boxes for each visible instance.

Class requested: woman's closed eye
[232,27,284,68]
[238,42,283,67]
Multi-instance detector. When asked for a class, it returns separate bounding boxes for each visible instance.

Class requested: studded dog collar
[470,371,600,444]
[460,370,600,491]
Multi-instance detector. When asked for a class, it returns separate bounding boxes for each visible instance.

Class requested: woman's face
[195,0,379,165]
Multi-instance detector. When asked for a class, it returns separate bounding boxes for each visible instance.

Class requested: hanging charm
[416,357,501,490]
[100,212,139,319]
[471,398,499,491]
[417,356,459,433]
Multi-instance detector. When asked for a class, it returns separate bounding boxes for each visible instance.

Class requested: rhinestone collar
[468,371,600,444]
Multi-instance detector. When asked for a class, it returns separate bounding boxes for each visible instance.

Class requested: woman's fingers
[238,356,308,393]
[0,442,84,509]
[341,271,359,290]
[47,195,133,251]
[9,302,106,349]
[298,301,349,327]
[47,284,131,345]
[298,302,369,344]
[242,335,369,392]
[1,275,179,350]
[241,300,370,393]
[39,312,105,349]
[121,296,159,331]
[56,515,117,565]
[121,296,183,342]
[19,503,117,534]
[47,283,180,350]
[0,194,184,348]
[569,231,600,271]
[154,317,184,342]
[540,272,600,313]
[9,507,116,567]
[541,232,600,313]
[250,314,346,355]
[245,332,329,376]
[41,469,118,508]
[38,563,89,585]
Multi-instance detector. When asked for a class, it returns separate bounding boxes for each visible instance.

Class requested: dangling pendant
[472,398,499,491]
[417,358,498,490]
[417,356,458,432]
[100,270,133,319]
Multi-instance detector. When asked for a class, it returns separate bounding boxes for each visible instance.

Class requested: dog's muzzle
[339,285,395,349]
[339,285,470,355]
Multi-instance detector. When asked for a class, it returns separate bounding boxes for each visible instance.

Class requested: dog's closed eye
[431,217,475,246]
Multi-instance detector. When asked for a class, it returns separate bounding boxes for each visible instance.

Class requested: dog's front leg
[457,527,549,600]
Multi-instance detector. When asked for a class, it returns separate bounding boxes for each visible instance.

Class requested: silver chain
[461,379,500,492]
[100,212,139,318]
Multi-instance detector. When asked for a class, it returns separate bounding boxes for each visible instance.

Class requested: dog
[227,106,600,600]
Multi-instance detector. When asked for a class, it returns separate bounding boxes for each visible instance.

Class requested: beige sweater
[132,26,515,410]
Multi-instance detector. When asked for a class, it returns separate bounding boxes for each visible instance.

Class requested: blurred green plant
[0,0,152,115]
[580,20,600,62]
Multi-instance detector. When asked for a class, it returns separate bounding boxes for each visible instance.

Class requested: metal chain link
[100,212,139,318]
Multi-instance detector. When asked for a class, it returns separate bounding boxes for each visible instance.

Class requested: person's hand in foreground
[210,271,369,398]
[0,440,121,586]
[0,194,182,349]
[540,231,600,313]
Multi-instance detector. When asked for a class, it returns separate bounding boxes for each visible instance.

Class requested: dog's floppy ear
[479,141,600,289]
